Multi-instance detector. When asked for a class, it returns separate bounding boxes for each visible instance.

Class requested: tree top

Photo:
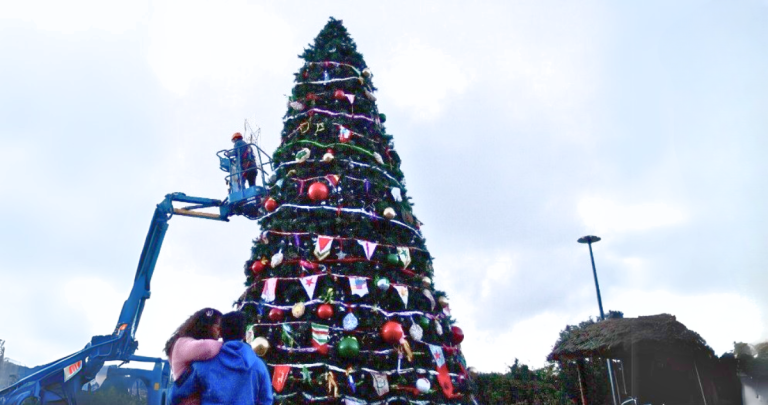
[300,17,367,68]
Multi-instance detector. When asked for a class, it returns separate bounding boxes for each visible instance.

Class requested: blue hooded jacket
[170,340,273,405]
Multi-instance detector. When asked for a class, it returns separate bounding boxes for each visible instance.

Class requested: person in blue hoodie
[171,311,273,405]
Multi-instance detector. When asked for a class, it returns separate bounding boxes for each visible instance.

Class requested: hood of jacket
[215,340,256,372]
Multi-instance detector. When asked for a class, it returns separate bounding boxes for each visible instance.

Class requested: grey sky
[0,1,766,373]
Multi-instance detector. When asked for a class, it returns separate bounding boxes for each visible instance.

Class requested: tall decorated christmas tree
[237,18,473,404]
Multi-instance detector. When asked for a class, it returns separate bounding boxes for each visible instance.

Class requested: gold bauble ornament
[251,337,270,357]
[421,277,432,288]
[362,67,372,77]
[438,296,449,308]
[292,302,306,318]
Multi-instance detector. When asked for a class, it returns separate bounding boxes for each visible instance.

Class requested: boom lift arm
[0,142,271,405]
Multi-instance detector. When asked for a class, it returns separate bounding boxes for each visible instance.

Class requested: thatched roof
[548,314,715,361]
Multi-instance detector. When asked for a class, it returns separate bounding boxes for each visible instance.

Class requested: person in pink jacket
[164,308,224,405]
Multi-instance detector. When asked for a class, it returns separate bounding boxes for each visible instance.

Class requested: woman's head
[164,308,222,357]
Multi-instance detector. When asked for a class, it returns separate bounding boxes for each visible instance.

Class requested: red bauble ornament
[307,182,329,201]
[317,303,334,320]
[333,89,345,100]
[264,197,278,212]
[451,326,464,345]
[306,92,318,101]
[268,308,285,322]
[250,258,268,274]
[381,321,404,344]
[302,70,309,79]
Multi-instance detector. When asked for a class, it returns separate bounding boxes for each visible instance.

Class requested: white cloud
[0,0,148,33]
[147,0,294,96]
[63,278,125,337]
[376,39,470,120]
[578,196,688,234]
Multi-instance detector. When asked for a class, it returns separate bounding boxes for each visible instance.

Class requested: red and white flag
[300,275,319,299]
[272,365,290,392]
[261,278,277,302]
[429,344,456,397]
[349,276,369,297]
[357,240,377,260]
[314,236,334,260]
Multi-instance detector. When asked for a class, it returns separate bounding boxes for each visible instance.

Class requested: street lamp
[577,235,618,405]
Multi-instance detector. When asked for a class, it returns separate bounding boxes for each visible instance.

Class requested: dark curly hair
[164,307,222,357]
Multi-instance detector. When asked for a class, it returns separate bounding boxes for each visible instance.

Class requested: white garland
[256,204,422,236]
[272,158,403,187]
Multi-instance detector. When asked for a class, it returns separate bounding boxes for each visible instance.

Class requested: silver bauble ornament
[416,378,431,393]
[376,278,391,291]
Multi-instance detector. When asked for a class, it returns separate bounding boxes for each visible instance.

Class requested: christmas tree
[237,18,473,404]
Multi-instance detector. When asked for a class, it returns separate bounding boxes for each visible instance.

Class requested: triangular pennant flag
[393,284,409,307]
[300,275,319,299]
[429,344,456,397]
[325,174,340,187]
[314,236,334,260]
[357,240,378,260]
[272,365,291,392]
[261,278,277,302]
[345,94,356,104]
[311,323,330,355]
[396,247,411,269]
[348,276,369,297]
[369,371,390,397]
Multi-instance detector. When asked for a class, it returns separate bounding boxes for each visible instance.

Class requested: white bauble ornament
[373,152,384,165]
[271,251,284,267]
[438,296,449,308]
[410,323,423,341]
[322,152,334,163]
[391,187,402,202]
[382,207,396,219]
[251,337,270,357]
[421,277,432,288]
[376,278,390,291]
[435,319,443,336]
[416,378,431,393]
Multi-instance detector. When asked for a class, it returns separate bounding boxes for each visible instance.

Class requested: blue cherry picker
[0,135,271,405]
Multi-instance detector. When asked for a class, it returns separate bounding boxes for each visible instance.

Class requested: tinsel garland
[242,299,434,319]
[286,108,376,124]
[255,204,422,236]
[271,159,404,187]
[262,231,427,252]
[277,139,382,161]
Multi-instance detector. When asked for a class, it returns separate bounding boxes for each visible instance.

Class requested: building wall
[741,376,768,405]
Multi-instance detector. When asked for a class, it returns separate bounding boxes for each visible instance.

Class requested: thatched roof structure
[548,314,715,361]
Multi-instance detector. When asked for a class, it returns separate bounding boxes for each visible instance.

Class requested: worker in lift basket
[230,132,257,188]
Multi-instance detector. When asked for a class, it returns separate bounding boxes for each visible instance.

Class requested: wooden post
[694,361,708,405]
[577,360,588,405]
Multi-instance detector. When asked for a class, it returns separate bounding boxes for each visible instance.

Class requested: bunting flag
[393,284,409,307]
[369,371,390,396]
[272,365,291,392]
[339,126,352,142]
[300,275,319,299]
[349,276,369,297]
[345,94,356,104]
[396,247,411,268]
[423,289,436,310]
[314,235,334,260]
[429,344,456,397]
[357,240,378,260]
[325,174,340,187]
[311,323,330,355]
[261,278,277,302]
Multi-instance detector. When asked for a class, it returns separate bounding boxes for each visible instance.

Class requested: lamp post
[577,235,618,405]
